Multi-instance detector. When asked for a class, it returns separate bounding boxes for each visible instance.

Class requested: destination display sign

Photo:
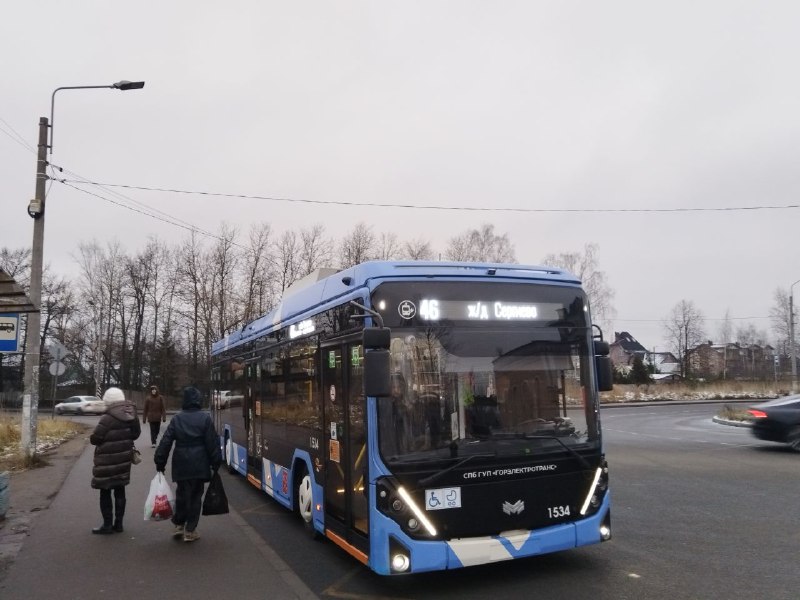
[398,299,565,322]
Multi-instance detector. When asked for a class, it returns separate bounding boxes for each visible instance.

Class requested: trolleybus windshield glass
[371,281,600,464]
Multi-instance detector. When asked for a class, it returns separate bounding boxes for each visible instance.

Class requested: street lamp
[21,80,144,456]
[790,279,800,393]
[49,81,145,154]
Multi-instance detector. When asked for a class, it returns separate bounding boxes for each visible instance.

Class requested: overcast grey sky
[3,1,798,351]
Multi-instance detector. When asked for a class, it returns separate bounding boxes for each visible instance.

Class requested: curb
[601,397,763,408]
[711,416,753,428]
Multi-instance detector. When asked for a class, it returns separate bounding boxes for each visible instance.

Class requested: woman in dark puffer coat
[90,387,141,534]
[154,386,221,542]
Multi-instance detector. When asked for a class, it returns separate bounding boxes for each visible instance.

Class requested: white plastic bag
[144,472,175,521]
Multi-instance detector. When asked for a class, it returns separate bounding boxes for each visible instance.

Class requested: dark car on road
[748,395,800,451]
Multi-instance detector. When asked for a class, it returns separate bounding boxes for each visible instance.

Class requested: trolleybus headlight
[397,486,437,536]
[391,553,411,573]
[389,537,412,573]
[600,510,611,541]
[580,459,609,516]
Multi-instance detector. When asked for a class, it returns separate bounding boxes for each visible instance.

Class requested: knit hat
[102,387,125,403]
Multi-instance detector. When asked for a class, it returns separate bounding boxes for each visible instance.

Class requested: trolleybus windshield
[371,281,600,465]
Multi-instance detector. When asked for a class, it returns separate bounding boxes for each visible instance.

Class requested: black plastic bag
[202,471,229,516]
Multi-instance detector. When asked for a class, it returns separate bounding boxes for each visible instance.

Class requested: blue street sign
[0,314,20,352]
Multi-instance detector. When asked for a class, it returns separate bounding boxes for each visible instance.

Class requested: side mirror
[364,350,391,397]
[363,327,390,350]
[363,327,391,397]
[595,355,613,392]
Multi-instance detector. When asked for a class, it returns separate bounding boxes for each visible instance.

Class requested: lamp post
[20,80,144,457]
[791,279,800,393]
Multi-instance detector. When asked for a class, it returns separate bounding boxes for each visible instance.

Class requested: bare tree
[663,300,706,378]
[716,309,734,345]
[299,224,333,276]
[376,231,402,261]
[176,232,213,387]
[272,230,302,295]
[445,224,515,263]
[339,222,376,268]
[403,237,434,260]
[210,223,240,336]
[542,243,616,328]
[147,239,180,390]
[769,287,791,355]
[0,247,31,283]
[735,323,769,347]
[125,244,157,389]
[241,223,273,325]
[76,241,127,390]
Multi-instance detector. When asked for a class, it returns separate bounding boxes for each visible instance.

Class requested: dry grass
[601,381,785,403]
[0,414,85,472]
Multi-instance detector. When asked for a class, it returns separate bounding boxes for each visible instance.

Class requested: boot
[93,491,114,534]
[113,496,126,532]
[92,523,114,534]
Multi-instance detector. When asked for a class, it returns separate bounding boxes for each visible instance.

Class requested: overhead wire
[1,125,786,327]
[53,179,800,213]
[0,117,36,154]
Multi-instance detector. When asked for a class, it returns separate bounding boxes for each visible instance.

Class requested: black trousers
[99,486,126,525]
[148,421,161,444]
[173,479,205,532]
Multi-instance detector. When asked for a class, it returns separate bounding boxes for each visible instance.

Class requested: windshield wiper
[517,435,593,470]
[418,452,496,488]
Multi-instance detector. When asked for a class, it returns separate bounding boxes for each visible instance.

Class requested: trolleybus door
[322,340,369,555]
[244,358,260,475]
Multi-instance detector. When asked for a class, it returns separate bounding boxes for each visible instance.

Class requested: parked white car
[214,390,244,409]
[54,395,106,415]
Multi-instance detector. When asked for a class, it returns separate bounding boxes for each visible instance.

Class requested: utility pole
[791,289,797,393]
[21,117,49,456]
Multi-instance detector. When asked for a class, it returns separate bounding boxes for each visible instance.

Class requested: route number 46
[547,505,571,518]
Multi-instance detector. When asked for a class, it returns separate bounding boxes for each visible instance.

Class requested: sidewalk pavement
[0,430,317,600]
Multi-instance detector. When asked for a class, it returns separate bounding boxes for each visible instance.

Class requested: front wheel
[296,470,321,540]
[225,435,236,474]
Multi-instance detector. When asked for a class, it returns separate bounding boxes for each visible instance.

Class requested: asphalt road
[221,402,798,600]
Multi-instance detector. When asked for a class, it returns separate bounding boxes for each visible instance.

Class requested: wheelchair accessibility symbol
[424,487,462,511]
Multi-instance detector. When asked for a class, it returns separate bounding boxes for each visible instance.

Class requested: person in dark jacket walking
[154,386,221,542]
[90,387,141,534]
[143,384,167,447]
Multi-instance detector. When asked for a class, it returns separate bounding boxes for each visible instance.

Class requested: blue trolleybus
[211,261,613,575]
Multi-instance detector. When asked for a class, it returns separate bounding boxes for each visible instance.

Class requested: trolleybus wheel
[225,434,236,474]
[296,469,321,540]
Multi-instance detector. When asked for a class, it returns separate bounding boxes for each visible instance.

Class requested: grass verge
[0,414,85,472]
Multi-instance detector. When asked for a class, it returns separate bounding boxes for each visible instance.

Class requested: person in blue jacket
[154,386,221,542]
